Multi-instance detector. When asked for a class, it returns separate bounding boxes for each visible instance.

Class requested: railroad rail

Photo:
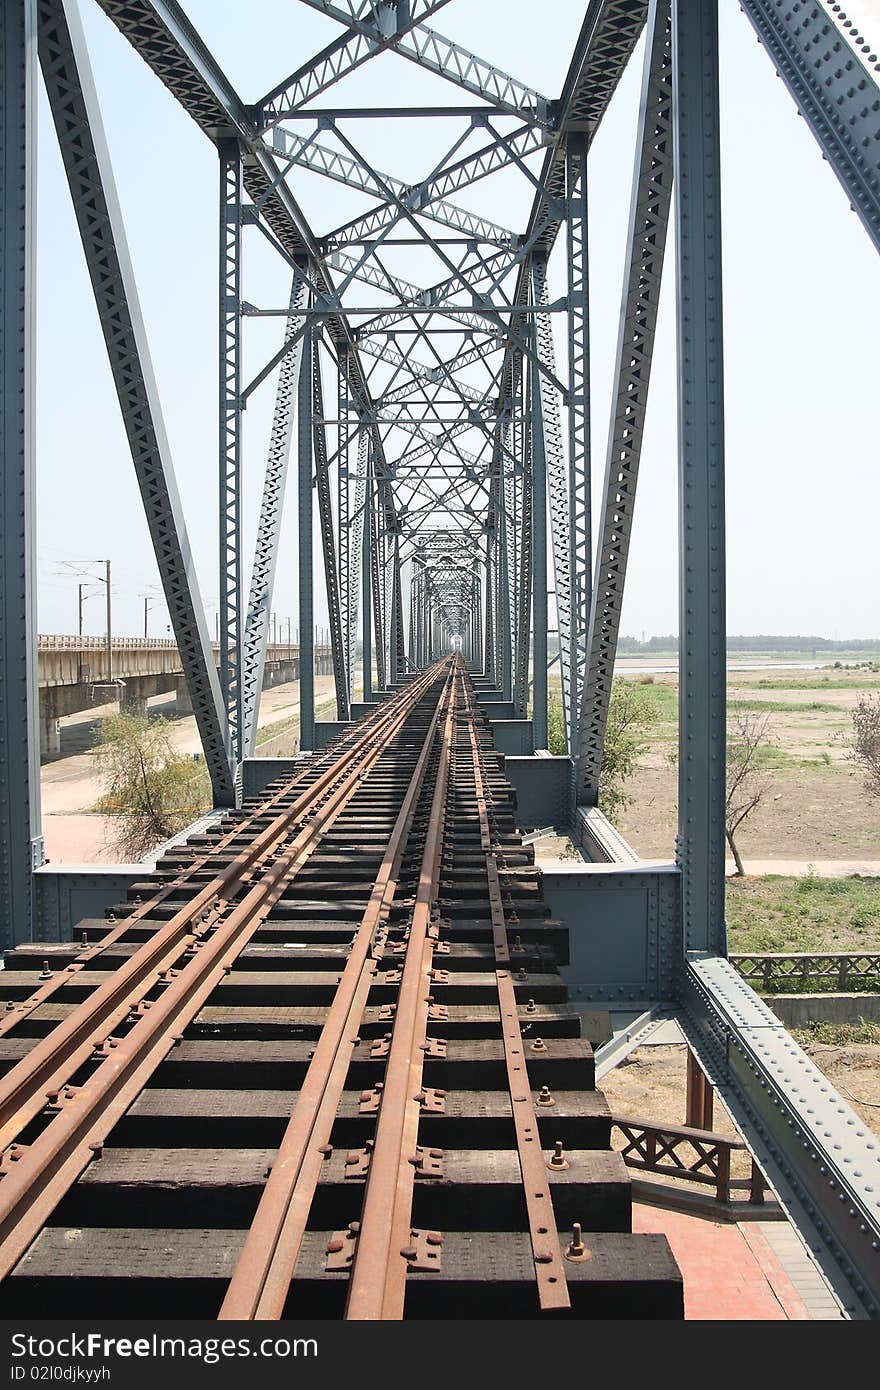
[0,660,682,1319]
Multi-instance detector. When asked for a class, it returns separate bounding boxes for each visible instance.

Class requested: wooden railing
[730,952,880,993]
[611,1115,766,1204]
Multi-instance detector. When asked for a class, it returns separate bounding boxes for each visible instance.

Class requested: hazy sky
[35,0,880,642]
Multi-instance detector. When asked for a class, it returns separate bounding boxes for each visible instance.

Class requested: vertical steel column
[472,570,483,672]
[499,497,512,697]
[298,326,315,751]
[348,428,367,699]
[337,355,351,695]
[370,487,386,691]
[673,0,726,954]
[391,536,404,682]
[0,0,42,951]
[531,252,571,753]
[576,0,672,805]
[529,337,548,750]
[566,131,591,755]
[407,562,417,670]
[513,361,532,720]
[484,530,495,683]
[38,0,233,805]
[361,449,373,701]
[241,270,307,757]
[311,338,350,720]
[218,139,243,770]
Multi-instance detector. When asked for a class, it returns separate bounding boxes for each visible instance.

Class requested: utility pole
[105,559,112,683]
[78,583,86,637]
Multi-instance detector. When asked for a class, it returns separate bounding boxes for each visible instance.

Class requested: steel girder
[312,338,351,720]
[271,129,514,248]
[576,0,672,804]
[219,140,243,766]
[370,483,387,691]
[680,954,880,1317]
[673,0,726,956]
[298,326,316,750]
[336,353,352,700]
[566,131,590,756]
[0,0,43,952]
[242,273,308,758]
[255,1,455,127]
[39,0,234,805]
[740,1,880,254]
[347,429,368,699]
[531,253,572,754]
[291,1,552,128]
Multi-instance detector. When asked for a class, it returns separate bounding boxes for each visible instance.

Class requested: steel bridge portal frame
[1,0,879,1315]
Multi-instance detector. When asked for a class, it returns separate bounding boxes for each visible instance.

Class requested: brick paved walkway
[632,1204,844,1320]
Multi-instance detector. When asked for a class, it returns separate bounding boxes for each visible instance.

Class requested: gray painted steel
[38,0,234,806]
[6,0,879,1314]
[0,0,43,952]
[680,954,880,1317]
[298,325,315,752]
[576,0,672,804]
[242,273,307,757]
[741,1,880,253]
[672,0,727,955]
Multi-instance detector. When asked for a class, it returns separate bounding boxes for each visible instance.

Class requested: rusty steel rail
[0,662,453,1277]
[0,661,445,1123]
[219,660,455,1319]
[459,676,571,1311]
[0,661,688,1320]
[344,660,460,1319]
[0,666,440,1045]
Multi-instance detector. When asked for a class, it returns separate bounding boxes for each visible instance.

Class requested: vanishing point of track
[0,660,681,1319]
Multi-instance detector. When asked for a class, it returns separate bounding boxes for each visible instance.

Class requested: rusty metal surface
[218,661,454,1319]
[0,661,684,1321]
[0,663,452,1283]
[461,679,571,1312]
[344,662,458,1320]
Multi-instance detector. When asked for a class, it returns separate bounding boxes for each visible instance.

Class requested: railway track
[0,659,683,1319]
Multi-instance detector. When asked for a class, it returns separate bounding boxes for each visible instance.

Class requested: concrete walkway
[636,858,880,878]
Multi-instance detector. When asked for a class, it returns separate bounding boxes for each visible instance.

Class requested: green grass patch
[616,679,678,720]
[750,677,880,691]
[726,876,880,954]
[728,698,847,714]
[791,1020,880,1046]
[752,743,795,769]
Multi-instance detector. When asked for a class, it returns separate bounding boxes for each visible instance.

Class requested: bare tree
[726,711,772,876]
[93,713,210,859]
[846,694,880,798]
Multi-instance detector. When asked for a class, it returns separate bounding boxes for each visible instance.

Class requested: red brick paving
[632,1204,811,1320]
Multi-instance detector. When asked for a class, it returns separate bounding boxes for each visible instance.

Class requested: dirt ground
[600,1041,880,1172]
[40,673,341,864]
[617,666,880,861]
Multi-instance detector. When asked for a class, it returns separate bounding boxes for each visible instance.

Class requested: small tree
[846,694,880,799]
[93,712,210,859]
[599,678,659,822]
[546,679,657,822]
[726,711,771,876]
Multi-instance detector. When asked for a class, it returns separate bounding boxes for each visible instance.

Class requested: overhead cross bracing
[74,0,658,788]
[2,0,880,1320]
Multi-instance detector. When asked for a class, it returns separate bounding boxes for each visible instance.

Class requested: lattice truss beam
[36,0,880,781]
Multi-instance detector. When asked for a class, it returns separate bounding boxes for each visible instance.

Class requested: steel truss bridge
[1,0,879,1318]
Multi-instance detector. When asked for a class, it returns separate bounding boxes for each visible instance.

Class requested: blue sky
[35,0,880,641]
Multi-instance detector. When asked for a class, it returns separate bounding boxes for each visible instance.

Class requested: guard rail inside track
[0,658,683,1319]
